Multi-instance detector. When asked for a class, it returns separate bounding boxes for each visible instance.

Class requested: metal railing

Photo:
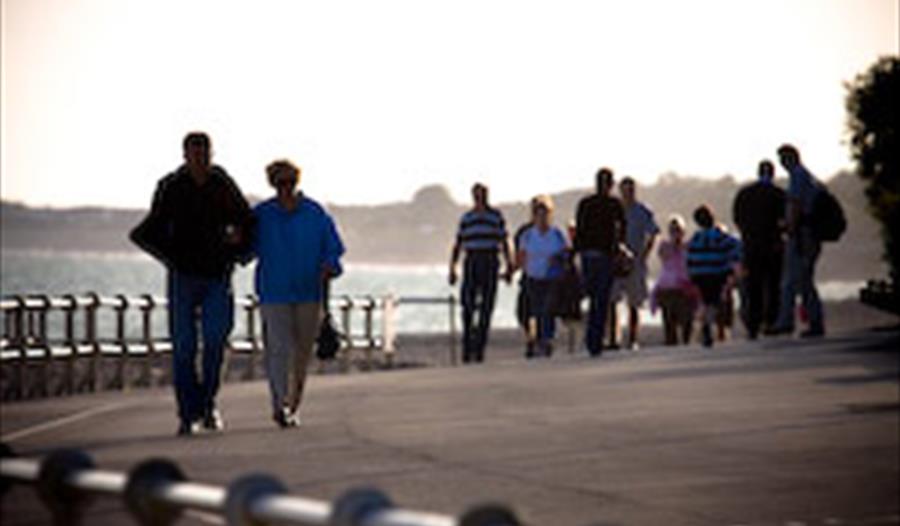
[0,447,524,526]
[0,293,408,401]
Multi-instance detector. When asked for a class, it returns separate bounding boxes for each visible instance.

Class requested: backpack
[809,188,847,242]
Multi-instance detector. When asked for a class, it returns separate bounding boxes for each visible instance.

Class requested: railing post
[11,295,27,401]
[139,294,156,387]
[84,292,101,393]
[381,295,396,368]
[114,295,130,391]
[340,296,353,372]
[32,295,52,399]
[449,294,458,367]
[61,295,78,395]
[363,296,375,370]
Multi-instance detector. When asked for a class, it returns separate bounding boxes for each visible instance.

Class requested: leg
[460,260,477,363]
[744,253,764,338]
[798,237,824,333]
[582,253,613,356]
[474,256,499,362]
[169,272,202,424]
[628,306,639,347]
[763,249,784,331]
[199,277,234,418]
[261,304,293,415]
[774,239,800,331]
[607,303,619,348]
[288,303,322,414]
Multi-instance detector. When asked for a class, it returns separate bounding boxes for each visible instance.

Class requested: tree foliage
[846,56,900,285]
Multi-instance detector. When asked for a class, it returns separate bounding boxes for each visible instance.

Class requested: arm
[448,233,462,285]
[321,214,346,280]
[129,180,174,266]
[500,235,513,283]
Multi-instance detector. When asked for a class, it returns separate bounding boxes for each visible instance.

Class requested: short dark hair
[758,160,775,177]
[620,176,635,187]
[596,168,614,191]
[182,132,211,152]
[693,204,715,229]
[777,143,800,163]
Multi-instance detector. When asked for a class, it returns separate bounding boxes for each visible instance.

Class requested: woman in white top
[516,196,570,358]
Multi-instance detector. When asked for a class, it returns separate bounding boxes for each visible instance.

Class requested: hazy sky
[1,0,897,208]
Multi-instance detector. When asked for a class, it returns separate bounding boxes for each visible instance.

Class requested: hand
[224,225,243,246]
[502,268,513,284]
[449,268,458,286]
[320,264,336,282]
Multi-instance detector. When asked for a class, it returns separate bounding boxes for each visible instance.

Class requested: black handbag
[316,281,341,361]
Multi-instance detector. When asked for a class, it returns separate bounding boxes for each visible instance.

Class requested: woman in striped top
[686,205,743,347]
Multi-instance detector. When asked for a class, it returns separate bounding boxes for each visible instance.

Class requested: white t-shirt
[520,225,569,279]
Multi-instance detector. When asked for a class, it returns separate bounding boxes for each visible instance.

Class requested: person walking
[732,160,786,339]
[448,183,513,363]
[130,132,253,436]
[650,215,697,345]
[252,160,345,428]
[769,144,826,337]
[513,197,541,357]
[573,168,626,357]
[609,177,659,350]
[686,205,742,348]
[517,196,569,358]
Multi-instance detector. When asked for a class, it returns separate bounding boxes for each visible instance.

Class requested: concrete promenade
[1,328,898,525]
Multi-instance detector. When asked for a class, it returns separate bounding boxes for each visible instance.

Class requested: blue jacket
[686,227,742,277]
[252,195,345,304]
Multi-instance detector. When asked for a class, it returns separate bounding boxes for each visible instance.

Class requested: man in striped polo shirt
[449,183,513,363]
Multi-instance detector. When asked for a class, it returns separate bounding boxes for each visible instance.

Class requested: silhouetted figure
[251,160,344,428]
[517,196,569,358]
[513,197,541,356]
[609,177,659,351]
[733,160,786,339]
[130,132,252,436]
[769,144,826,337]
[650,215,697,345]
[448,183,513,363]
[686,205,742,348]
[574,168,626,356]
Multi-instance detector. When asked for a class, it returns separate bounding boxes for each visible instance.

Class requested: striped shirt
[456,207,508,253]
[686,227,742,277]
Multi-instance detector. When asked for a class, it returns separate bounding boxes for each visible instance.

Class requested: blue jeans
[525,278,558,343]
[168,271,234,423]
[581,252,614,355]
[460,252,499,363]
[776,230,824,331]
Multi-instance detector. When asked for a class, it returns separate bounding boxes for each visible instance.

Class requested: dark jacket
[732,181,786,254]
[573,194,626,254]
[130,165,253,278]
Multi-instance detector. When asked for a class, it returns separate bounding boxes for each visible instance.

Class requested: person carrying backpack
[769,144,834,338]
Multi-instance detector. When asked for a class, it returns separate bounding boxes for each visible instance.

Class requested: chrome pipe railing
[0,449,521,526]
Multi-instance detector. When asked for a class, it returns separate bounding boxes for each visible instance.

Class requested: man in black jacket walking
[732,160,786,339]
[131,132,253,435]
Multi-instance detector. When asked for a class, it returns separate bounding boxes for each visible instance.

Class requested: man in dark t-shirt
[733,160,786,339]
[574,168,626,356]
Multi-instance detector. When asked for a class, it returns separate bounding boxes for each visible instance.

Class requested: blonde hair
[534,194,555,213]
[266,159,301,186]
[668,214,686,231]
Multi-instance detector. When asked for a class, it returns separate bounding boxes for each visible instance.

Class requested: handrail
[0,448,521,526]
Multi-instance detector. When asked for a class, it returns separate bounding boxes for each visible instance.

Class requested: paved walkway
[2,329,898,525]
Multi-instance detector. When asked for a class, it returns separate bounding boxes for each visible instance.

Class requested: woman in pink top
[651,215,698,345]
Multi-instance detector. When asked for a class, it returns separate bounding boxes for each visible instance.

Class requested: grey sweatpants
[260,303,322,414]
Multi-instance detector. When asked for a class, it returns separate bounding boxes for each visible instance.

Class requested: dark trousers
[581,252,614,355]
[168,271,234,423]
[460,252,499,363]
[743,246,783,337]
[525,277,558,343]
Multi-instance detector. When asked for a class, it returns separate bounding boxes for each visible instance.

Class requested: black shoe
[202,409,224,431]
[273,408,290,429]
[176,420,197,437]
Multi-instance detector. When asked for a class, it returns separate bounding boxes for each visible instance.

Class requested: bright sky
[1,0,897,208]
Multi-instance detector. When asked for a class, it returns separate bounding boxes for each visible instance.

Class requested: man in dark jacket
[574,168,626,356]
[732,160,786,339]
[131,132,253,436]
